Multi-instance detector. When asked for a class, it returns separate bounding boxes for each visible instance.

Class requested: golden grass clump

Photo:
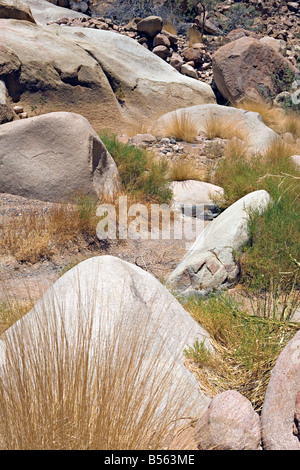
[165,111,199,143]
[236,99,300,139]
[0,198,99,263]
[0,283,202,450]
[187,25,203,46]
[204,113,247,142]
[162,21,177,36]
[168,160,205,182]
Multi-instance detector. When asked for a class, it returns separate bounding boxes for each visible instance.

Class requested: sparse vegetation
[99,132,172,204]
[210,139,300,290]
[204,114,247,142]
[236,99,300,139]
[0,196,101,264]
[169,159,205,181]
[183,292,300,411]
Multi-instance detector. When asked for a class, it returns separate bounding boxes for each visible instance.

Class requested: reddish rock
[152,45,171,60]
[137,16,163,37]
[183,44,204,64]
[195,390,261,450]
[153,33,171,48]
[170,53,183,71]
[212,36,296,103]
[261,329,300,450]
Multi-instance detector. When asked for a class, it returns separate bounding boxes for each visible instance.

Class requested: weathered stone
[261,329,300,450]
[150,104,278,153]
[170,180,223,209]
[0,112,120,202]
[180,63,198,79]
[0,19,215,131]
[259,36,287,56]
[195,391,261,450]
[212,36,296,103]
[170,53,183,71]
[136,16,163,37]
[167,190,271,293]
[153,33,171,48]
[0,0,35,22]
[0,256,213,424]
[182,44,204,64]
[22,0,88,24]
[152,45,171,60]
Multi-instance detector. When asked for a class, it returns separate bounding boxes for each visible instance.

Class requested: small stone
[13,105,23,114]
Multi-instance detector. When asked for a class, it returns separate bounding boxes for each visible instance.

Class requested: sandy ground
[0,192,210,302]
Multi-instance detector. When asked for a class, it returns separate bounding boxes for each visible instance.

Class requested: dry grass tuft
[162,21,177,36]
[0,285,202,450]
[168,160,205,182]
[0,198,100,263]
[187,26,203,46]
[204,113,247,142]
[165,111,199,143]
[236,99,300,139]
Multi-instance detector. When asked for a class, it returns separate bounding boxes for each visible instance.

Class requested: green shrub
[183,293,300,410]
[99,132,172,203]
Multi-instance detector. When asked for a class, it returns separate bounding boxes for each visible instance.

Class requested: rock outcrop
[167,190,271,294]
[0,112,120,202]
[0,0,35,23]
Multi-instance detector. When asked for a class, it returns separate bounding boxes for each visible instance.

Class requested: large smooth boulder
[212,36,296,104]
[150,104,278,153]
[0,256,213,433]
[167,190,271,294]
[0,112,120,202]
[0,19,215,131]
[261,329,300,450]
[0,0,35,22]
[194,390,261,450]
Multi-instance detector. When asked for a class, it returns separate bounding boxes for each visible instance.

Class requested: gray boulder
[0,80,14,124]
[0,111,120,202]
[261,329,300,450]
[21,0,87,24]
[167,190,271,294]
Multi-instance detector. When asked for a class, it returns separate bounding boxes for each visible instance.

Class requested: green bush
[99,132,172,204]
[183,293,300,410]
